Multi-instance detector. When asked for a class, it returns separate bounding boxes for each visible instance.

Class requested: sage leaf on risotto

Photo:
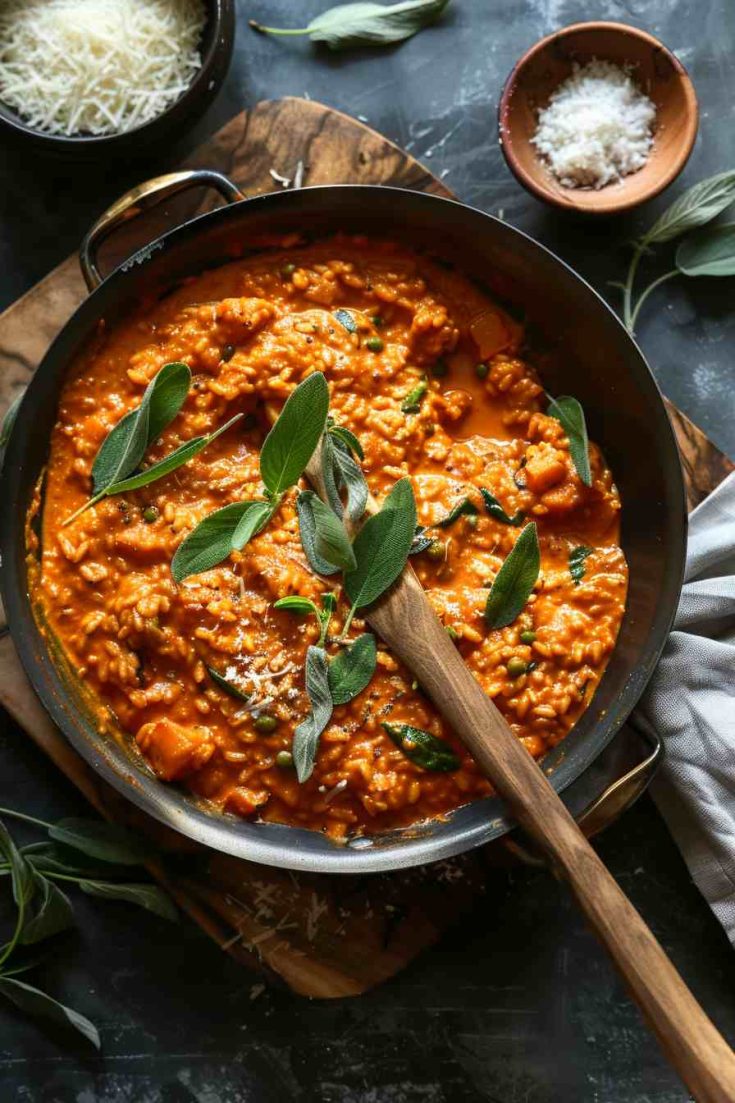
[484,522,540,630]
[328,633,377,705]
[259,372,330,495]
[310,493,357,571]
[172,500,267,582]
[382,723,459,772]
[546,395,592,487]
[344,478,416,609]
[292,646,333,782]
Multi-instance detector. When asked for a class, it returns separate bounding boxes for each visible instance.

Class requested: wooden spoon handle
[366,564,735,1103]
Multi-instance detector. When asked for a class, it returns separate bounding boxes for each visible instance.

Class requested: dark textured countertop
[1,2,734,1100]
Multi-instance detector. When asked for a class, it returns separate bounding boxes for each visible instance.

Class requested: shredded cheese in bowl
[531,59,657,190]
[0,0,207,137]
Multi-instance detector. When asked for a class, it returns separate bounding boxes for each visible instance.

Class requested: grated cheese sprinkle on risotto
[531,59,657,189]
[0,0,206,137]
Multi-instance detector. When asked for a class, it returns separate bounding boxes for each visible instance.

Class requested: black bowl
[0,184,686,873]
[0,0,235,158]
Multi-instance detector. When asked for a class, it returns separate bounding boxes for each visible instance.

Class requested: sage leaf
[480,488,524,526]
[344,477,416,608]
[48,819,146,866]
[172,500,266,582]
[309,493,357,571]
[569,545,593,585]
[0,977,100,1048]
[484,522,540,629]
[326,434,369,523]
[206,666,251,702]
[547,395,592,487]
[104,414,242,495]
[333,308,357,333]
[321,433,345,517]
[436,497,478,528]
[78,880,178,922]
[260,372,330,495]
[401,375,428,413]
[329,423,364,461]
[21,842,111,879]
[328,633,377,704]
[292,647,333,782]
[251,0,449,50]
[20,876,74,945]
[382,722,459,772]
[274,596,321,618]
[676,223,735,277]
[92,361,191,494]
[230,499,274,550]
[0,391,22,452]
[297,491,341,576]
[642,170,735,246]
[0,822,34,911]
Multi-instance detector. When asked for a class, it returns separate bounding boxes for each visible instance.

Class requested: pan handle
[504,723,662,866]
[79,170,245,292]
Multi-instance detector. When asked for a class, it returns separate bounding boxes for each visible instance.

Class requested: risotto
[33,237,628,840]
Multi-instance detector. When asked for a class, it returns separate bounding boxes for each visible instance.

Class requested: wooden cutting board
[0,98,731,998]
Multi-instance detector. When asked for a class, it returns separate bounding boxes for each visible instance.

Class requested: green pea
[275,750,294,768]
[425,540,446,562]
[365,336,384,353]
[431,358,449,378]
[254,714,278,735]
[520,630,537,645]
[281,263,296,279]
[475,362,489,380]
[371,314,384,327]
[142,506,159,524]
[506,657,528,678]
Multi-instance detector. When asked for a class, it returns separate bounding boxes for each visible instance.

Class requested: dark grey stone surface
[0,2,733,1100]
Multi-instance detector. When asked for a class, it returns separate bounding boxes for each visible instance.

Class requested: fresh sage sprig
[620,170,735,332]
[382,723,459,772]
[569,545,593,585]
[172,373,329,582]
[0,809,176,1049]
[484,522,540,630]
[546,395,592,487]
[274,592,337,648]
[249,0,449,51]
[64,362,192,525]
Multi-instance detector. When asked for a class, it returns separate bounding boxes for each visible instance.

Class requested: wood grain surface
[0,97,731,999]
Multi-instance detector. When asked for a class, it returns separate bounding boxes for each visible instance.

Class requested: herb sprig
[619,170,735,332]
[172,373,329,582]
[249,0,450,51]
[0,809,175,1048]
[484,522,540,630]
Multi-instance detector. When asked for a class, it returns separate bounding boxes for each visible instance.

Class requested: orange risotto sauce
[34,238,627,840]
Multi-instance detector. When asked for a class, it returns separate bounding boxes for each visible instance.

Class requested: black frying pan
[0,171,686,873]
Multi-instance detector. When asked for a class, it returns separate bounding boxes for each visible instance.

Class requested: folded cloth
[637,469,735,945]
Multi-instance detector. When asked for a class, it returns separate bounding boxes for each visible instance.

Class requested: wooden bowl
[498,22,699,215]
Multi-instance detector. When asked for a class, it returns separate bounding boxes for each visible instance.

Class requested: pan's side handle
[79,170,245,291]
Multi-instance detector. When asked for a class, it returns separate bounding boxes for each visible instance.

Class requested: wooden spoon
[306,454,735,1102]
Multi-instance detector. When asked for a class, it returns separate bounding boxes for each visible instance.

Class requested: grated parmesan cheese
[0,0,206,137]
[531,59,656,189]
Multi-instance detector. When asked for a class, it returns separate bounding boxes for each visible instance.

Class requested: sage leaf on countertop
[250,0,450,51]
[0,977,100,1049]
[48,819,147,867]
[206,666,251,703]
[328,633,377,704]
[292,646,333,782]
[104,414,242,496]
[297,491,342,576]
[546,395,592,487]
[344,477,416,609]
[484,522,540,630]
[260,372,330,495]
[641,170,735,246]
[77,880,178,922]
[19,876,74,945]
[91,361,191,495]
[382,722,459,772]
[480,489,525,526]
[569,545,593,585]
[676,223,735,277]
[172,500,269,583]
[0,822,34,912]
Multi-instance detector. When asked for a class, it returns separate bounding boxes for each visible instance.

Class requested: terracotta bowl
[498,22,699,215]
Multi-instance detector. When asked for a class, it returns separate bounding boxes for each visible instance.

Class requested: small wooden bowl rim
[498,21,699,215]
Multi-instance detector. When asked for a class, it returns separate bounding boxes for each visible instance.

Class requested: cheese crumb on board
[531,59,657,189]
[0,0,206,137]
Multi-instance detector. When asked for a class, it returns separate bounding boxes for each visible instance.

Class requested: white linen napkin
[636,470,735,944]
